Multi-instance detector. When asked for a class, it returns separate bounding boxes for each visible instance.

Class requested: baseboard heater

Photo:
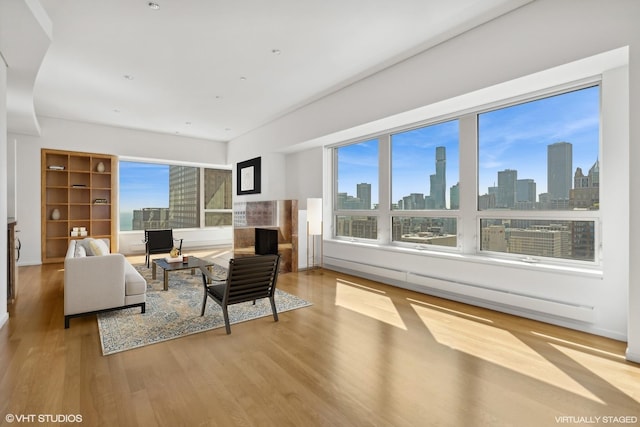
[324,256,594,323]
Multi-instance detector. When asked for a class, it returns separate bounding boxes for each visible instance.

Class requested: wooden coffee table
[152,256,216,291]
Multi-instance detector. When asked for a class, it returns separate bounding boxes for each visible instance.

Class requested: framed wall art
[237,156,261,195]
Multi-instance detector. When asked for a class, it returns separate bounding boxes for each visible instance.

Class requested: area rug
[97,263,312,355]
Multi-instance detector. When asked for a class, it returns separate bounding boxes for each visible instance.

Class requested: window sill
[327,238,603,280]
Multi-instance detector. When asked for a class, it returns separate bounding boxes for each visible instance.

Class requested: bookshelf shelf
[41,149,116,263]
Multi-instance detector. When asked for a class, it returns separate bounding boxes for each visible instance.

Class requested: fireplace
[255,228,278,255]
[233,200,298,272]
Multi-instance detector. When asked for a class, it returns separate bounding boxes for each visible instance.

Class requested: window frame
[330,80,602,268]
[118,158,232,232]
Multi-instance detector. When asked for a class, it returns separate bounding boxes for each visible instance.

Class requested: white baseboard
[0,312,9,330]
[625,348,640,364]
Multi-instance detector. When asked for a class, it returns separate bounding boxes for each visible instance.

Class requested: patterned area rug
[97,263,312,355]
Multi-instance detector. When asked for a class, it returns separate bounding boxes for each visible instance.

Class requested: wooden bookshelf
[41,149,116,263]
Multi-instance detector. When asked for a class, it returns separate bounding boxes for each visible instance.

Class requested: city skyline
[337,85,599,208]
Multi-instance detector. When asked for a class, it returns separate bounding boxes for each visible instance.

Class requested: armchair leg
[222,306,231,334]
[201,289,208,317]
[270,297,279,322]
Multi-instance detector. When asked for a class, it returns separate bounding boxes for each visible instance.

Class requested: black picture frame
[237,156,261,195]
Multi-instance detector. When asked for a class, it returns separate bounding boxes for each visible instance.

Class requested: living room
[2,0,640,425]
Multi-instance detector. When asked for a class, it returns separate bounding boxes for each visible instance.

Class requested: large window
[391,120,459,247]
[119,161,232,231]
[477,86,599,261]
[478,86,599,211]
[391,120,459,210]
[332,84,601,264]
[335,139,379,239]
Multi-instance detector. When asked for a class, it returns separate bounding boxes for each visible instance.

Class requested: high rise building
[357,183,372,210]
[429,146,446,209]
[570,160,599,209]
[547,142,573,201]
[516,179,536,203]
[450,183,460,209]
[169,165,200,228]
[403,193,425,210]
[497,169,517,208]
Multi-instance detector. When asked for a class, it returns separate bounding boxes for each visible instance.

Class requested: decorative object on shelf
[70,226,87,237]
[236,156,261,195]
[96,161,105,173]
[306,198,323,271]
[93,198,108,205]
[51,208,61,220]
[48,165,65,170]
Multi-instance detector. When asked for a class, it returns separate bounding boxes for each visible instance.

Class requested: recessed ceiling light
[185,121,191,125]
[123,74,134,80]
[113,109,120,113]
[271,49,281,55]
[239,76,247,81]
[148,2,160,10]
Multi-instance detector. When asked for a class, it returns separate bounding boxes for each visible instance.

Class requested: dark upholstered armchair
[144,229,183,267]
[199,254,281,334]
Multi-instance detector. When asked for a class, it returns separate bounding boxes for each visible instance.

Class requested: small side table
[152,256,215,291]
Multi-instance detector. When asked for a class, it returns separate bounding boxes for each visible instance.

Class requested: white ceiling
[27,0,530,142]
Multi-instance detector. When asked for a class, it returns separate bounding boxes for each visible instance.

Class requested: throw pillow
[89,239,110,256]
[74,244,87,258]
[79,238,96,255]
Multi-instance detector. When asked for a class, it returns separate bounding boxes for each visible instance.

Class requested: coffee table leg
[164,270,169,291]
[152,261,156,280]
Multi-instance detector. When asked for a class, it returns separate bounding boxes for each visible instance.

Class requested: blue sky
[478,85,599,195]
[119,162,169,213]
[338,85,600,207]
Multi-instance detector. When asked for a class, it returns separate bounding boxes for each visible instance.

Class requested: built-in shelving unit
[41,149,116,263]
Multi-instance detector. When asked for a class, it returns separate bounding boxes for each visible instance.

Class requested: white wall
[13,116,232,265]
[226,0,640,354]
[0,58,9,328]
[285,147,323,205]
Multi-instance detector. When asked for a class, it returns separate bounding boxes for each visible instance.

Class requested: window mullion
[378,134,391,245]
[459,114,478,255]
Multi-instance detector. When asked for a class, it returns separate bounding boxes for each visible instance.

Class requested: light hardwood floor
[1,249,640,426]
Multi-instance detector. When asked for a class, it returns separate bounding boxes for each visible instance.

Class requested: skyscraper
[497,169,517,208]
[450,183,460,209]
[547,142,573,201]
[516,179,536,203]
[356,183,372,209]
[169,165,200,228]
[429,146,446,209]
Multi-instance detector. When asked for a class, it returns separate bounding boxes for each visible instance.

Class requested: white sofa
[64,238,146,328]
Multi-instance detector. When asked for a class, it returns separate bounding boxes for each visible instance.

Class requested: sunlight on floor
[406,298,494,324]
[409,299,605,404]
[335,279,407,330]
[546,342,640,403]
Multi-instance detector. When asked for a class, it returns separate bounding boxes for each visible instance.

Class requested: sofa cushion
[124,262,147,296]
[78,238,96,255]
[74,244,87,258]
[89,239,110,256]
